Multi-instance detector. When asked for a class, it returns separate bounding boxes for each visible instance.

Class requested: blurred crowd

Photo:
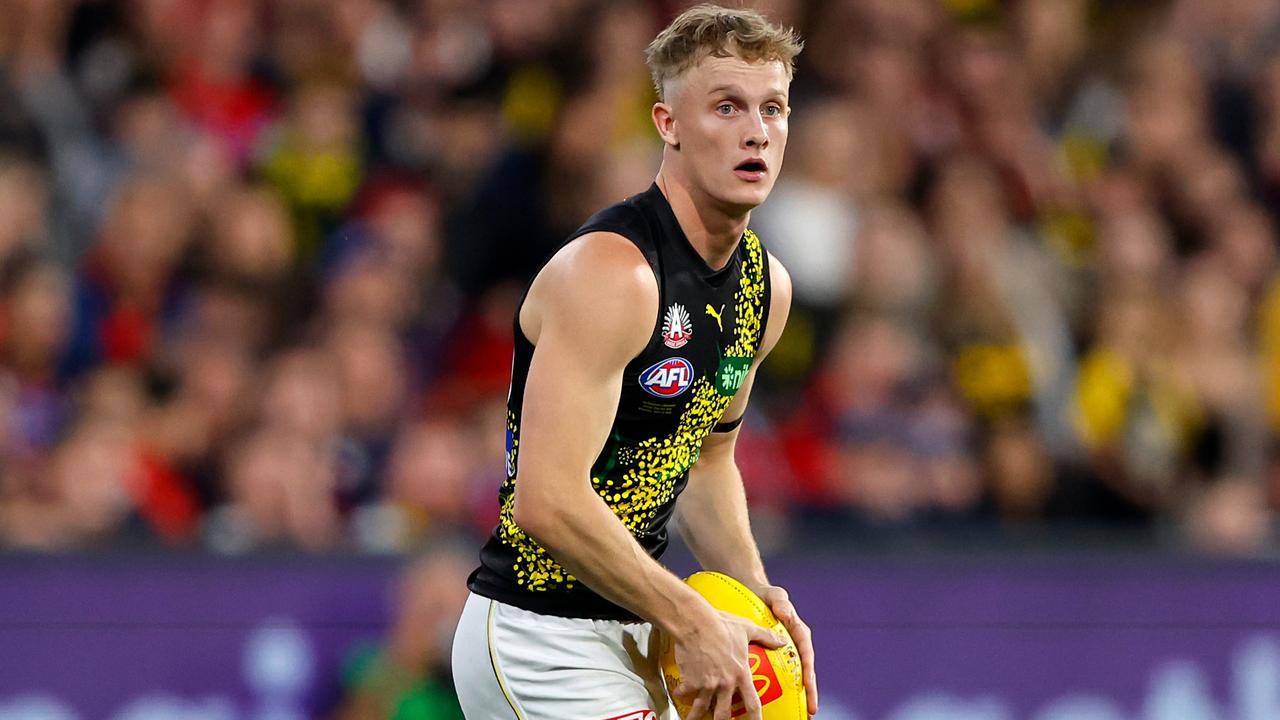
[1,0,1279,560]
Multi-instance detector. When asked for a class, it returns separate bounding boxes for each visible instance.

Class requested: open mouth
[734,159,768,181]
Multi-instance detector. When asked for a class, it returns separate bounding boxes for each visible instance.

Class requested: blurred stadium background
[4,0,1280,717]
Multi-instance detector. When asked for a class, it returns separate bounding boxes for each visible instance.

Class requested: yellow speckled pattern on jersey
[494,231,767,593]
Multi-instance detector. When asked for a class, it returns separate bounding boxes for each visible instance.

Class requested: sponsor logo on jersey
[640,357,694,398]
[504,426,516,477]
[662,303,693,348]
[715,356,752,396]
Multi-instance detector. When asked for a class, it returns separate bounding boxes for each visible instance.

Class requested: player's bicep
[511,233,657,510]
[518,323,627,482]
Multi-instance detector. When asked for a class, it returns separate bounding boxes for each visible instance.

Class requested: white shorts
[452,592,677,720]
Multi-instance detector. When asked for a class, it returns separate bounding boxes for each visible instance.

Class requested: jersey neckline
[643,183,742,283]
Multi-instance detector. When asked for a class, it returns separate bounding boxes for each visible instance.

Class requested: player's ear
[652,102,679,150]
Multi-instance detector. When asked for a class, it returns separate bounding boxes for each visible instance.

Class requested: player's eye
[763,104,783,117]
[716,103,735,115]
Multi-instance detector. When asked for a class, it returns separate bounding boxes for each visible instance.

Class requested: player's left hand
[751,584,817,717]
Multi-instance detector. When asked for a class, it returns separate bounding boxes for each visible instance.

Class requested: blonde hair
[644,4,803,100]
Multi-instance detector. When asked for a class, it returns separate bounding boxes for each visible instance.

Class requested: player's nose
[743,112,768,149]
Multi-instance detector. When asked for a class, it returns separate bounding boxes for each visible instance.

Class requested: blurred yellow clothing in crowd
[262,138,362,255]
[265,143,362,210]
[1073,348,1133,446]
[502,65,562,143]
[1072,347,1202,451]
[1257,278,1280,430]
[952,342,1032,419]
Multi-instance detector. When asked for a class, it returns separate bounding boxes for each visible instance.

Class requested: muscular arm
[511,231,716,638]
[676,386,768,585]
[677,253,792,582]
[677,255,818,715]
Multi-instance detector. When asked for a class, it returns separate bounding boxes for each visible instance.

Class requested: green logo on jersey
[715,356,752,396]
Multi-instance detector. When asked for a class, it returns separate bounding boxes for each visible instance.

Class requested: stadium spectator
[333,547,470,720]
[0,0,1276,560]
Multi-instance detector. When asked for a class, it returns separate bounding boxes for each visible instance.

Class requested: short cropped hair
[644,4,804,101]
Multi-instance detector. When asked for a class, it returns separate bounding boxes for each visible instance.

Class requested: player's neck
[655,169,748,272]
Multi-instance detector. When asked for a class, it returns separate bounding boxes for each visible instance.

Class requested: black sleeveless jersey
[467,184,772,620]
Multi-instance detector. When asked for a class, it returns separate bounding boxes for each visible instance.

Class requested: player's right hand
[671,608,786,720]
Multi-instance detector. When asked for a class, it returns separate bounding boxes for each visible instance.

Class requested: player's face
[668,56,791,213]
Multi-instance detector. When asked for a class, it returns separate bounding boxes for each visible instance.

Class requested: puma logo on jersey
[639,357,693,398]
[705,303,725,332]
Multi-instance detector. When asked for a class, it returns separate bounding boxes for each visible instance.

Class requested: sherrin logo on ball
[660,572,807,719]
[640,357,694,398]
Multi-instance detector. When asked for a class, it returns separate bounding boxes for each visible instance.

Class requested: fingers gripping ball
[659,572,807,719]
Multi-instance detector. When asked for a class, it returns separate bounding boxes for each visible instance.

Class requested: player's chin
[721,181,774,211]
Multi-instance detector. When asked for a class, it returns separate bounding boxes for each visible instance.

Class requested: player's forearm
[515,486,716,636]
[679,458,768,587]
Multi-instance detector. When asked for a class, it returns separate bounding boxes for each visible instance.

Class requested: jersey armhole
[513,211,662,363]
[710,243,772,435]
[756,248,774,352]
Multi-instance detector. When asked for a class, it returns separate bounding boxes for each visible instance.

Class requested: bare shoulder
[766,251,792,306]
[523,232,659,363]
[762,251,792,355]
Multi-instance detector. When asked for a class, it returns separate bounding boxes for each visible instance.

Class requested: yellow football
[658,571,807,719]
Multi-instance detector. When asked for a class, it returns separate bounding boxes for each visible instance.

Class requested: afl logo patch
[639,357,694,398]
